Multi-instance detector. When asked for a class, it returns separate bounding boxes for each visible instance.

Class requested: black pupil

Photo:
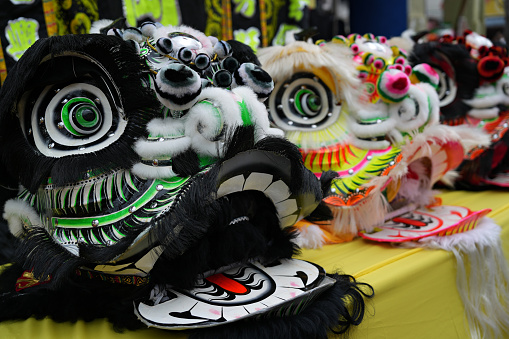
[81,108,96,121]
[309,95,321,110]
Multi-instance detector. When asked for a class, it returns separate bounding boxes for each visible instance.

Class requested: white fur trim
[131,163,177,179]
[134,136,192,159]
[231,86,273,140]
[328,187,389,235]
[440,170,460,187]
[441,124,491,154]
[89,19,114,34]
[3,199,42,236]
[390,84,435,133]
[467,107,500,120]
[258,41,363,108]
[185,101,224,141]
[192,87,243,127]
[350,137,391,150]
[348,116,396,139]
[294,224,326,249]
[146,117,185,137]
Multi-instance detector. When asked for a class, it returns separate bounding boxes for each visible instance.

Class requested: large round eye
[18,53,127,157]
[435,67,457,107]
[61,95,103,135]
[268,73,340,131]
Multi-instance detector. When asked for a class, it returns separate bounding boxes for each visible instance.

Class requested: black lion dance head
[0,21,372,338]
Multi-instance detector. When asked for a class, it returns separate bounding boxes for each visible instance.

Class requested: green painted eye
[62,97,102,136]
[294,89,322,117]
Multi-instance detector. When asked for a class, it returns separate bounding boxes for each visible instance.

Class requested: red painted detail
[341,146,349,165]
[206,274,248,294]
[392,217,428,227]
[450,210,463,218]
[334,147,341,167]
[318,151,325,169]
[308,152,317,169]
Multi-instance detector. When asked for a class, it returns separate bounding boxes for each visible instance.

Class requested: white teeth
[275,199,298,217]
[264,180,291,203]
[216,174,246,197]
[216,173,298,228]
[222,305,250,321]
[243,172,274,191]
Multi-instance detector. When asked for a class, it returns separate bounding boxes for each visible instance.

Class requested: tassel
[408,218,509,338]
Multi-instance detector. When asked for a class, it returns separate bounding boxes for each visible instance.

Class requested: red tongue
[206,273,248,294]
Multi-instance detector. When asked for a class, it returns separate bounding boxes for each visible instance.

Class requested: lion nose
[378,69,410,102]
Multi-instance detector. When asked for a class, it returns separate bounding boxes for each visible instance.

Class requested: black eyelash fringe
[0,263,149,331]
[0,34,160,192]
[13,227,87,288]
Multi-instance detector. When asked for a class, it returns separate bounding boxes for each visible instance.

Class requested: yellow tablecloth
[1,189,508,339]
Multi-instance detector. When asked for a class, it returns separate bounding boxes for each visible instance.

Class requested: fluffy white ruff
[3,198,42,236]
[231,86,281,140]
[184,87,243,157]
[146,117,185,137]
[349,114,396,138]
[135,118,189,158]
[350,137,391,150]
[465,82,509,109]
[467,107,500,120]
[390,83,440,133]
[131,163,177,179]
[257,41,365,110]
[396,160,436,206]
[440,170,460,187]
[328,187,389,235]
[89,19,113,34]
[444,125,491,154]
[294,224,326,249]
[400,124,474,162]
[409,218,509,339]
[135,136,192,159]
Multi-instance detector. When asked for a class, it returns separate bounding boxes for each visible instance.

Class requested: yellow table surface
[1,189,508,339]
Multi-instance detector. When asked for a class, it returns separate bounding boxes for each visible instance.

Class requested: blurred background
[0,0,507,85]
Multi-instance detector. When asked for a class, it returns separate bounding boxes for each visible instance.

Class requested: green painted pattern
[238,100,253,126]
[294,89,312,115]
[331,146,402,195]
[51,175,190,228]
[61,97,97,136]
